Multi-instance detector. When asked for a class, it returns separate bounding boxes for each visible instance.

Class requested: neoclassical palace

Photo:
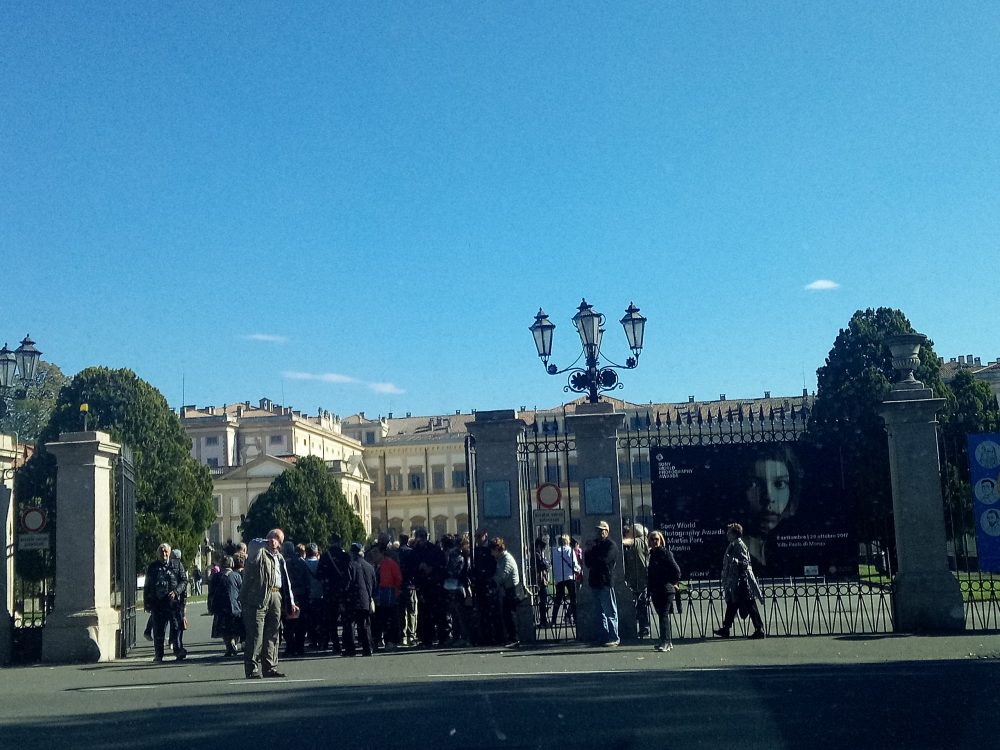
[180,352,998,546]
[181,392,813,545]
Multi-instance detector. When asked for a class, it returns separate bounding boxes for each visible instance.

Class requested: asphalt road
[2,600,999,749]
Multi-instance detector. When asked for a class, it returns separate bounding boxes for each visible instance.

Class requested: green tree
[805,307,948,551]
[937,368,1000,559]
[0,360,69,441]
[16,367,214,572]
[240,455,365,545]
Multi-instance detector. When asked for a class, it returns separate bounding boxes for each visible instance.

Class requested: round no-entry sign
[21,507,47,533]
[536,482,562,509]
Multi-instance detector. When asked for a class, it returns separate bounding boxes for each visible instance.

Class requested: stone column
[0,434,15,666]
[466,410,535,642]
[879,334,964,632]
[565,402,636,643]
[42,431,122,662]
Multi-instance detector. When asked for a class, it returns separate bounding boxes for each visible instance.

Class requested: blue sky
[3,3,998,419]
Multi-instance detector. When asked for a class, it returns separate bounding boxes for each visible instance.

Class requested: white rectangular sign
[532,509,567,527]
[18,534,50,551]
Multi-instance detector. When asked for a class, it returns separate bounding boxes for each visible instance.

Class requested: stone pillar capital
[467,410,527,444]
[45,431,121,465]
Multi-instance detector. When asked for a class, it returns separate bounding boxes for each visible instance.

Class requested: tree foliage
[240,455,365,546]
[806,307,1000,560]
[937,368,1000,546]
[0,360,69,441]
[16,367,214,573]
[805,307,947,548]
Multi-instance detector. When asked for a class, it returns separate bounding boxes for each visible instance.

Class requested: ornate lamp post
[0,335,43,419]
[529,299,647,404]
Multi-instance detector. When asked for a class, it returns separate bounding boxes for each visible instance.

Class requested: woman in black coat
[646,530,681,652]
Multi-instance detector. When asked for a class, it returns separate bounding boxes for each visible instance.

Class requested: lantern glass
[572,299,602,348]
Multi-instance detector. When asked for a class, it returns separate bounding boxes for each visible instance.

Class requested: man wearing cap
[240,528,300,678]
[583,520,620,646]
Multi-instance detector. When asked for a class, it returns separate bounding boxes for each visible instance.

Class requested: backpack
[445,549,464,580]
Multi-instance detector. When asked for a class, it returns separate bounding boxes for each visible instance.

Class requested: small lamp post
[529,299,647,403]
[0,335,43,419]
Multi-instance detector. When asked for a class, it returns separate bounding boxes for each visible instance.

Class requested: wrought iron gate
[619,406,895,637]
[519,415,578,640]
[519,404,897,641]
[113,445,137,657]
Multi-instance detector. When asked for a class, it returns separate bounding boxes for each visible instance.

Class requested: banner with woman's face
[650,442,855,578]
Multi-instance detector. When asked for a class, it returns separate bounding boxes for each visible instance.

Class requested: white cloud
[370,382,405,395]
[282,371,404,395]
[283,371,357,384]
[241,333,289,343]
[804,279,840,291]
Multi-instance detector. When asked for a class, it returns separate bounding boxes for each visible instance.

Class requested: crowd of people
[144,519,766,676]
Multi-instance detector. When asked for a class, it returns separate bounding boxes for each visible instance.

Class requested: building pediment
[220,454,294,481]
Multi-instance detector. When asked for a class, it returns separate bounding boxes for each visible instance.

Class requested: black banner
[650,442,855,578]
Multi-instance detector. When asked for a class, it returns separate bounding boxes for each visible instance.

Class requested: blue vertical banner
[967,433,1000,573]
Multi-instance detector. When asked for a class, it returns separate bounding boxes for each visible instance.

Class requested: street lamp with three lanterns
[529,299,647,404]
[0,335,43,419]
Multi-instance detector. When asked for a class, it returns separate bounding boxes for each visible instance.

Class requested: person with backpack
[533,537,552,628]
[442,534,471,645]
[143,543,186,663]
[316,533,352,654]
[551,534,580,626]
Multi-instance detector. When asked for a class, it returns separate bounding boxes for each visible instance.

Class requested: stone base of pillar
[0,611,11,665]
[574,581,638,644]
[894,571,965,632]
[614,580,638,642]
[516,599,537,644]
[42,606,119,663]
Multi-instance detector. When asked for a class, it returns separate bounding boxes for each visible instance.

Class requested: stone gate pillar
[466,410,535,642]
[566,402,636,643]
[42,431,122,662]
[879,334,964,632]
[0,434,15,666]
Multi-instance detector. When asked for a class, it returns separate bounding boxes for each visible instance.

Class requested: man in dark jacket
[471,527,498,645]
[342,542,377,656]
[411,527,448,647]
[316,533,351,654]
[144,543,186,662]
[282,541,312,657]
[398,533,418,646]
[583,520,620,646]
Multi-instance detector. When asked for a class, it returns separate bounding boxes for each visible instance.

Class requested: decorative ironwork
[530,300,646,404]
[517,405,898,641]
[113,445,137,658]
[0,335,43,419]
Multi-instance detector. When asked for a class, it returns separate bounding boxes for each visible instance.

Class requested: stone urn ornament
[884,332,928,391]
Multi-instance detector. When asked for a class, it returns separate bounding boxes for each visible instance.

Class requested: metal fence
[617,406,896,637]
[113,445,137,658]
[939,432,1000,632]
[519,405,900,639]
